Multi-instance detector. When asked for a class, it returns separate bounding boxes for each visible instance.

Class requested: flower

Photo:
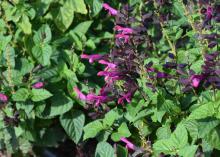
[190,75,203,88]
[0,93,8,103]
[32,82,44,89]
[114,25,133,35]
[73,87,86,101]
[102,3,118,16]
[120,137,136,150]
[98,60,117,69]
[81,54,104,63]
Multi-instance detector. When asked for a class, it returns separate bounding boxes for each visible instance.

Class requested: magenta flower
[97,71,121,77]
[73,87,86,101]
[0,93,8,103]
[190,75,203,88]
[87,93,110,106]
[98,60,117,69]
[32,82,44,89]
[114,25,133,35]
[120,137,135,151]
[81,54,103,63]
[102,3,118,16]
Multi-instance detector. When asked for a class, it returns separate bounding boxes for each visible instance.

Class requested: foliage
[1,0,220,156]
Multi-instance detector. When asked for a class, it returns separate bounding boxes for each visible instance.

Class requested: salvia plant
[1,0,220,157]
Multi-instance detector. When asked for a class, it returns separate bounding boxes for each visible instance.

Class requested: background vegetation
[1,0,220,156]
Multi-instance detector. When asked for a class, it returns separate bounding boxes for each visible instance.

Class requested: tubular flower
[73,87,86,101]
[32,82,44,89]
[81,54,104,63]
[114,25,133,35]
[98,60,117,69]
[120,137,136,151]
[0,93,8,103]
[102,3,118,16]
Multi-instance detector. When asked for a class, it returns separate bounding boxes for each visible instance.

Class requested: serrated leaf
[72,0,87,14]
[18,15,32,34]
[39,93,73,118]
[178,145,198,157]
[103,110,119,127]
[55,0,74,32]
[60,110,85,144]
[12,88,29,102]
[83,120,103,140]
[189,102,215,120]
[71,21,93,34]
[32,44,52,66]
[33,24,52,44]
[31,89,52,102]
[95,142,114,157]
[205,126,220,150]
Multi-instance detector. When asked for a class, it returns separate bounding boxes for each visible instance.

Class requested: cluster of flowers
[74,3,148,107]
[74,3,148,151]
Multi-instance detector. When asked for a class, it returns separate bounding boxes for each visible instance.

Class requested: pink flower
[97,71,121,77]
[32,82,44,89]
[98,60,117,68]
[102,3,118,16]
[114,25,133,35]
[120,137,135,151]
[115,34,130,43]
[73,87,86,101]
[81,54,103,63]
[0,93,8,103]
[190,75,203,88]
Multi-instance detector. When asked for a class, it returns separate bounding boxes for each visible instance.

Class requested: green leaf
[198,118,220,138]
[71,21,93,34]
[111,123,131,142]
[95,142,114,157]
[103,110,119,127]
[31,89,52,102]
[116,144,128,157]
[178,145,198,157]
[3,69,23,86]
[16,58,34,75]
[2,46,15,68]
[12,88,29,102]
[91,0,103,17]
[32,44,52,66]
[190,60,204,73]
[33,24,52,44]
[60,110,85,144]
[55,0,74,32]
[205,126,220,150]
[16,101,34,114]
[72,0,87,14]
[83,120,103,140]
[153,124,188,155]
[39,93,73,118]
[189,102,215,120]
[156,125,171,140]
[18,15,32,34]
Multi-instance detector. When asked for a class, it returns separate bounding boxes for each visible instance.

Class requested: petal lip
[102,3,118,16]
[32,82,44,89]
